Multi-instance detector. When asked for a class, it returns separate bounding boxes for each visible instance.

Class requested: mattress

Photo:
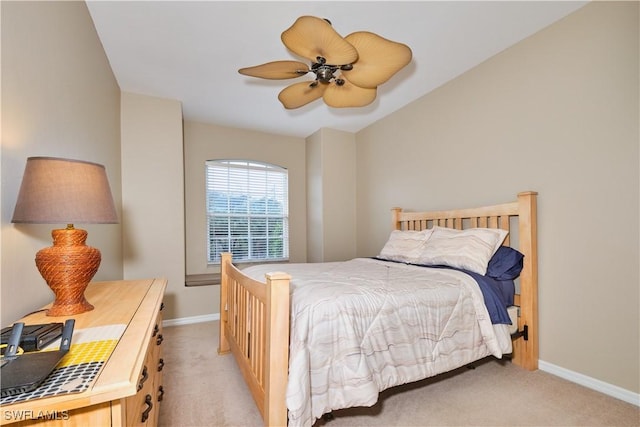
[507,305,519,335]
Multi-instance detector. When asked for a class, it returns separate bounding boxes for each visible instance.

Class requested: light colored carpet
[158,321,639,427]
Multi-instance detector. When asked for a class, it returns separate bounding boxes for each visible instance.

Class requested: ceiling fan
[238,16,412,109]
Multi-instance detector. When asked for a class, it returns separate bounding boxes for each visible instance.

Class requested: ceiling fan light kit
[239,16,412,109]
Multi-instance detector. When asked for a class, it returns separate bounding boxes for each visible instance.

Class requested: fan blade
[278,81,327,109]
[281,16,358,65]
[239,60,310,80]
[342,32,412,88]
[323,80,377,108]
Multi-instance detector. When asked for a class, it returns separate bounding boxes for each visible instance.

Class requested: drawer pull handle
[153,324,159,337]
[141,394,153,422]
[158,358,165,372]
[137,366,149,391]
[157,385,165,402]
[156,333,164,346]
[160,302,165,311]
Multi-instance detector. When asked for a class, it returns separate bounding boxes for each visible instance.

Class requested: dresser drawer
[125,308,164,427]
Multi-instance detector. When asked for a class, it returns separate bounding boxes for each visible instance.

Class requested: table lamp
[11,157,119,316]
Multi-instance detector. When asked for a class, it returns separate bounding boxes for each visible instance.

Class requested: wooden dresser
[1,279,166,426]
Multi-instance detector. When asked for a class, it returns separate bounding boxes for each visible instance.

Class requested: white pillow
[378,229,433,264]
[415,226,508,275]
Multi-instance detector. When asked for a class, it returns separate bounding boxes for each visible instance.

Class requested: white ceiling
[86,1,587,138]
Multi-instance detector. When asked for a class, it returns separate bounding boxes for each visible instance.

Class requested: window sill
[185,273,221,287]
[185,260,289,287]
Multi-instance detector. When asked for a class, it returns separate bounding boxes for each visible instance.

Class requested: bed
[217,191,538,427]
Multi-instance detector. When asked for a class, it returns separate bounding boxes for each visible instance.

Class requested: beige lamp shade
[12,157,118,225]
[11,156,118,316]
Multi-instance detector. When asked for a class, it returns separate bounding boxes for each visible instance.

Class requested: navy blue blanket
[373,257,514,325]
[452,268,514,325]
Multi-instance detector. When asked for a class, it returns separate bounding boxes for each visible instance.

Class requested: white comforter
[242,258,512,427]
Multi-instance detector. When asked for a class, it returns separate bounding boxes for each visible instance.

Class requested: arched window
[206,160,289,263]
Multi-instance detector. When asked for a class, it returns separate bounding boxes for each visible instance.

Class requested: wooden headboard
[390,191,538,370]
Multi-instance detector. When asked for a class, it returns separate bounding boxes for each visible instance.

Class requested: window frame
[205,159,289,265]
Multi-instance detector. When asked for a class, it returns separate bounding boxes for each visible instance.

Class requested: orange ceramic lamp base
[36,226,100,316]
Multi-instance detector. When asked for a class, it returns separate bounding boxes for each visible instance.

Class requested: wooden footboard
[217,253,290,426]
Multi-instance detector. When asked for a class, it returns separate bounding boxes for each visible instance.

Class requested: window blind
[206,160,289,263]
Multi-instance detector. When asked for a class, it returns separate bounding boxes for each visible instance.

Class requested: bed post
[391,207,403,230]
[264,271,291,427]
[514,191,538,370]
[218,252,231,355]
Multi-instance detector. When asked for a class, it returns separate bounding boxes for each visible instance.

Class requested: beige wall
[306,131,324,262]
[183,120,307,278]
[306,128,357,262]
[1,1,123,326]
[121,93,214,321]
[356,2,639,394]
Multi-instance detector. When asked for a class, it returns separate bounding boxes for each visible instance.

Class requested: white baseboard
[539,360,639,407]
[162,313,219,327]
[159,317,640,408]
